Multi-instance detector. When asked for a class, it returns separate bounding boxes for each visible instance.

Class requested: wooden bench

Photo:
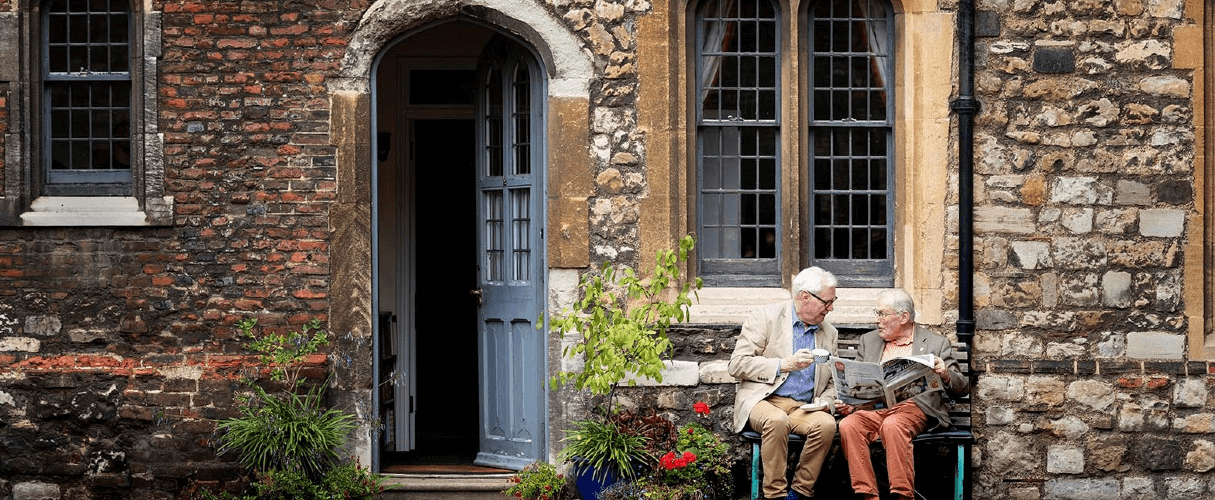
[741,338,973,500]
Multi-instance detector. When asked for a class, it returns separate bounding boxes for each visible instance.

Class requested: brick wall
[0,1,368,498]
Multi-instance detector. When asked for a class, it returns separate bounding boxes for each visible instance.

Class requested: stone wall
[0,0,1212,499]
[967,0,1212,498]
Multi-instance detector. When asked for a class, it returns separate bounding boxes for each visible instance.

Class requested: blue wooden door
[473,42,546,470]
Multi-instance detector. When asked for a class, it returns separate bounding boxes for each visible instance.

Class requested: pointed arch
[335,0,593,98]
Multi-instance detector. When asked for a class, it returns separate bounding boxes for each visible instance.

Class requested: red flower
[545,485,552,491]
[684,451,697,462]
[687,427,694,435]
[693,402,710,415]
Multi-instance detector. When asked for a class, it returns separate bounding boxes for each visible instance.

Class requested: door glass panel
[485,70,503,177]
[485,190,504,282]
[511,188,531,281]
[512,63,531,175]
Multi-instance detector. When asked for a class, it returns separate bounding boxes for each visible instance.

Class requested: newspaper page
[830,354,943,409]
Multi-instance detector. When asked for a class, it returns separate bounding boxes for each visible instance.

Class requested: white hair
[877,288,916,321]
[791,267,838,296]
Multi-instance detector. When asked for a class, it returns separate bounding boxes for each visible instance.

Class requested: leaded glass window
[43,0,133,195]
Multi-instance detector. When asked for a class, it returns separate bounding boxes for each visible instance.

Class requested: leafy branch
[545,235,703,414]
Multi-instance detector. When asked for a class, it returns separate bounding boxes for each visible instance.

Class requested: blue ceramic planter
[572,462,627,500]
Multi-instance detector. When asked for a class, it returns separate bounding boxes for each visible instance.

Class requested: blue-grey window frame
[41,0,134,196]
[694,0,783,288]
[805,0,895,287]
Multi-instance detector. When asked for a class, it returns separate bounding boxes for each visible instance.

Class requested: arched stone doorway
[327,0,594,472]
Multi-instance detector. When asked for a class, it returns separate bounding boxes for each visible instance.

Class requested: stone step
[380,473,514,500]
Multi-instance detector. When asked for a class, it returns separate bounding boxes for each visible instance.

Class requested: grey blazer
[855,324,970,432]
[728,301,838,433]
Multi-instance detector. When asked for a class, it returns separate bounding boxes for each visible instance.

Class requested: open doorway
[373,21,547,473]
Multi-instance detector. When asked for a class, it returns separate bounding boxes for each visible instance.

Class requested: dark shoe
[787,490,810,500]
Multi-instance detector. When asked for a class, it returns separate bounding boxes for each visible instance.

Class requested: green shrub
[557,417,649,482]
[503,461,567,500]
[216,381,357,480]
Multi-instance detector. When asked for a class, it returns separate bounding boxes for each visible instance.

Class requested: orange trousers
[838,401,929,500]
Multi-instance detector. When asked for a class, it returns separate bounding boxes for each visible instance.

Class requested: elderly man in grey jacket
[729,267,840,500]
[835,288,970,500]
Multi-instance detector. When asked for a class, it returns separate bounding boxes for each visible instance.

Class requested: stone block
[1053,238,1107,270]
[1164,477,1207,499]
[1087,437,1129,473]
[1049,415,1089,439]
[976,308,1016,329]
[1028,377,1067,406]
[1185,440,1215,472]
[1156,180,1192,205]
[1102,271,1132,308]
[1121,476,1155,499]
[1137,75,1190,98]
[12,482,60,500]
[1141,438,1185,471]
[1137,207,1185,237]
[975,206,1035,234]
[1060,208,1093,234]
[0,13,17,81]
[24,316,61,336]
[1051,177,1104,205]
[1010,241,1051,269]
[0,337,40,352]
[986,406,1014,426]
[1175,413,1215,433]
[627,360,699,386]
[975,10,1000,37]
[1174,379,1209,408]
[1067,380,1114,411]
[1126,332,1184,359]
[1115,180,1150,205]
[977,375,1025,401]
[1047,445,1084,473]
[698,360,733,384]
[1033,44,1075,73]
[986,431,1037,475]
[1043,478,1118,500]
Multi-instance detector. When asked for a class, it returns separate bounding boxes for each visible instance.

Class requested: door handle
[470,288,483,307]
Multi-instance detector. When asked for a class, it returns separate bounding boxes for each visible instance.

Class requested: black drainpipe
[951,0,978,371]
[950,2,978,499]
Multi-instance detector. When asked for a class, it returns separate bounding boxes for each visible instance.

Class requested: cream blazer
[728,301,838,433]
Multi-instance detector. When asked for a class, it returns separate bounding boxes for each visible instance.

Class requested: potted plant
[545,235,703,499]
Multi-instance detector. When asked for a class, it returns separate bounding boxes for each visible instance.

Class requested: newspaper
[830,354,944,409]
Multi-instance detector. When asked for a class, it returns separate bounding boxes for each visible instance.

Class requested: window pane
[808,0,894,282]
[697,0,782,281]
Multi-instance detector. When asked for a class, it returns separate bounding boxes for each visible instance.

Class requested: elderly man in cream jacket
[729,267,839,500]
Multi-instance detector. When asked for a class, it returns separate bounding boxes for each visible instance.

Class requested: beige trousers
[749,395,837,498]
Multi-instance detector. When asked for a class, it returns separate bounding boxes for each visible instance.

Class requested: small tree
[545,235,703,480]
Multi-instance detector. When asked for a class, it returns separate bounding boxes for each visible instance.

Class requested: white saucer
[799,402,827,411]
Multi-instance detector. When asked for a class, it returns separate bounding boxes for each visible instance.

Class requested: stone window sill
[16,196,173,227]
[686,287,884,326]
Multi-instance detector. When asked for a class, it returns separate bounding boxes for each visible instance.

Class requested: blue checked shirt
[773,320,817,402]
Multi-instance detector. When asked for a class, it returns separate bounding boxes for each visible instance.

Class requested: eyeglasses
[805,290,837,307]
[875,309,901,319]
